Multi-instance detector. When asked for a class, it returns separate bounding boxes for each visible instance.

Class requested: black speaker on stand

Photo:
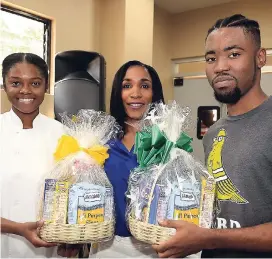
[54,50,106,121]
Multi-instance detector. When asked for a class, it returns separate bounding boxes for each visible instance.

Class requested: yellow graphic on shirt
[207,129,248,204]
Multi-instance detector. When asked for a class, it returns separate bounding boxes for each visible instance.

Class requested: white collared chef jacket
[0,109,64,258]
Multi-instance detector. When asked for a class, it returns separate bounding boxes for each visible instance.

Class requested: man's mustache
[212,73,237,86]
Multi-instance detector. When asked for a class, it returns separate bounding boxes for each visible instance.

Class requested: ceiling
[154,0,238,14]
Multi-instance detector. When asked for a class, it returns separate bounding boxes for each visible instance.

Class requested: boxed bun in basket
[38,110,119,244]
[126,102,216,245]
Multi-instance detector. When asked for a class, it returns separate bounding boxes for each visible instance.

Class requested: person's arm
[207,222,272,252]
[1,217,23,235]
[152,220,272,258]
[1,217,56,248]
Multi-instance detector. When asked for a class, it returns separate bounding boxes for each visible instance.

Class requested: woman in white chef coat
[0,53,65,258]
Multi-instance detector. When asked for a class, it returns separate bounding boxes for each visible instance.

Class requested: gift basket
[126,102,216,244]
[38,110,119,244]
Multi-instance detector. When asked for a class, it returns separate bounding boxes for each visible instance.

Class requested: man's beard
[212,64,257,104]
[214,85,242,104]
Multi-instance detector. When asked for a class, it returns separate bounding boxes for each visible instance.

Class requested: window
[0,4,51,90]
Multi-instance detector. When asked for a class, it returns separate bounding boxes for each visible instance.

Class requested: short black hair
[110,60,165,132]
[206,14,261,49]
[2,52,49,88]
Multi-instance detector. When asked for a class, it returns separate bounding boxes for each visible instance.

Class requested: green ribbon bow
[134,125,193,168]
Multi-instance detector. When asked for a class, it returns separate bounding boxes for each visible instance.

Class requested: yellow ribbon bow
[54,135,109,166]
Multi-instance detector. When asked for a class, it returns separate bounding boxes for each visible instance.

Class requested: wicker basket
[128,216,175,245]
[40,220,114,244]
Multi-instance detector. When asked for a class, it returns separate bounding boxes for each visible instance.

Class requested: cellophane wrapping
[126,102,216,243]
[38,109,120,243]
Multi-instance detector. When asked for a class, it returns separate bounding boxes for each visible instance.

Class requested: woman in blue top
[90,60,164,257]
